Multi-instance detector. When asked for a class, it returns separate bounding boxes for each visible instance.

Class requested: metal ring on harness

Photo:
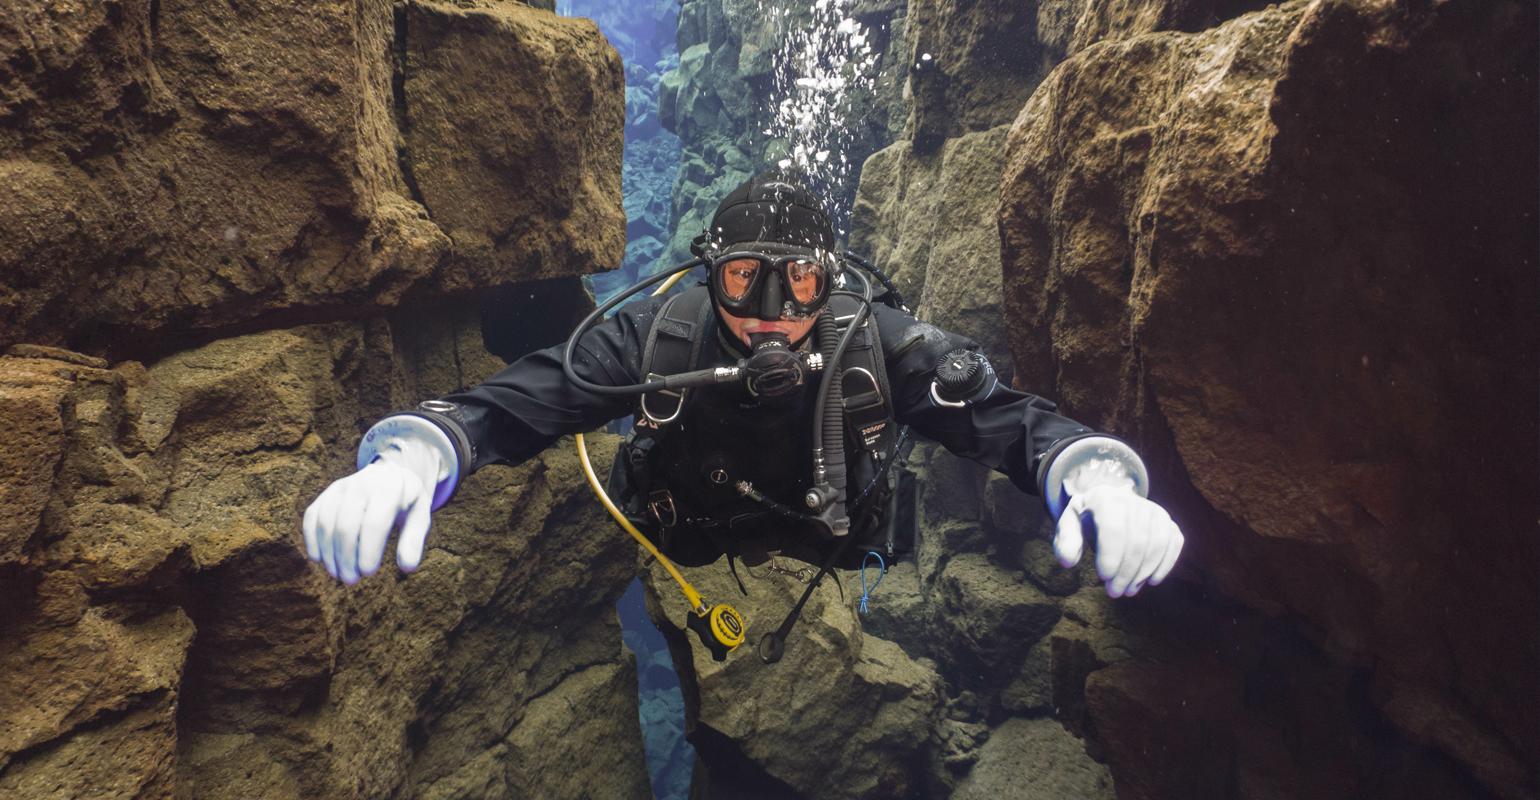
[640,388,686,424]
[648,490,678,528]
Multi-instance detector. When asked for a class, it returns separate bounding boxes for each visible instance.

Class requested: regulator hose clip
[687,604,746,662]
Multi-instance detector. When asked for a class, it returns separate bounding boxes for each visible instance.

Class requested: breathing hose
[563,259,704,397]
[807,290,873,537]
[574,264,745,661]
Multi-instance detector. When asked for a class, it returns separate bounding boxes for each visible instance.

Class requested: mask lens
[785,259,824,304]
[719,258,761,301]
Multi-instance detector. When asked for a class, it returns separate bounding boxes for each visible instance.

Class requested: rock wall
[843,0,1539,797]
[0,327,649,798]
[0,1,656,797]
[999,0,1538,797]
[0,0,622,360]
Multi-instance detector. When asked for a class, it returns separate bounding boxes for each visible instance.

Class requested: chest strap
[828,294,897,453]
[638,286,715,428]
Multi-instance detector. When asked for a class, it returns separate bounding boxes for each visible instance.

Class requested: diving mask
[710,249,837,321]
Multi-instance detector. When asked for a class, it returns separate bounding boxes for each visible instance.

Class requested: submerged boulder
[0,0,623,359]
[1000,0,1538,796]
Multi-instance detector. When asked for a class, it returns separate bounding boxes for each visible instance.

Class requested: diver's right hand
[302,436,445,583]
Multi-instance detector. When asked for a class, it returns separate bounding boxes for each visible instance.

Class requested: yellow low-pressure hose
[575,433,705,613]
[574,265,706,612]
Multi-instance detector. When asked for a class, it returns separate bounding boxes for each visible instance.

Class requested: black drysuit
[426,291,1091,568]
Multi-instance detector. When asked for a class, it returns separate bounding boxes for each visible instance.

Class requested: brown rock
[0,607,194,783]
[1000,0,1538,795]
[1050,588,1131,741]
[402,1,626,287]
[0,356,73,564]
[0,0,622,358]
[645,554,942,799]
[901,0,1055,152]
[929,552,1062,694]
[502,661,653,798]
[949,717,1114,800]
[1084,653,1252,799]
[0,309,653,797]
[850,126,1019,383]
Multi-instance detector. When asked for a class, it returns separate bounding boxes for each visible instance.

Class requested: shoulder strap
[828,294,896,452]
[638,286,714,426]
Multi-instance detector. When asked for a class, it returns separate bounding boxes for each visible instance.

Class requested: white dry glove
[1041,437,1184,598]
[302,417,457,583]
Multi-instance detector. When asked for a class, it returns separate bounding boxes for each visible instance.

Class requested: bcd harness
[619,285,900,545]
[567,254,924,665]
[613,284,920,663]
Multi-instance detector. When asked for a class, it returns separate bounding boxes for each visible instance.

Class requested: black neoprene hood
[705,171,838,256]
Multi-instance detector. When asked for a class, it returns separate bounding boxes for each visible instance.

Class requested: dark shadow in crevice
[393,3,428,210]
[687,724,805,800]
[478,275,595,365]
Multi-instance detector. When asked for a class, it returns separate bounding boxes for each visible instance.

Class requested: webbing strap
[828,294,896,452]
[638,287,713,427]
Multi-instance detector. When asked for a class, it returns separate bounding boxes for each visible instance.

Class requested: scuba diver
[302,171,1184,662]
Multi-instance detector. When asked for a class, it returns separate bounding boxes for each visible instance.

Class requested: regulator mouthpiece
[743,332,807,401]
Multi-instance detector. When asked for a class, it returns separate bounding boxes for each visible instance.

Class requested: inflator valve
[934,350,987,404]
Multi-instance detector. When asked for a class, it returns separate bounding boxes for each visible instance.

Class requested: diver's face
[717,304,817,349]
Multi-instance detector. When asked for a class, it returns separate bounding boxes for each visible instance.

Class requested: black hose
[814,308,845,511]
[842,252,909,314]
[842,263,873,303]
[561,258,705,396]
[809,290,873,535]
[737,482,817,522]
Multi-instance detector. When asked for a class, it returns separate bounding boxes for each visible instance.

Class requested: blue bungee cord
[859,552,886,613]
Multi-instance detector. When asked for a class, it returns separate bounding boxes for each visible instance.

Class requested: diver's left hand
[1053,480,1184,598]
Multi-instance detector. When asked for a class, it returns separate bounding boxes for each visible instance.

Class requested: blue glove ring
[358,415,461,510]
[1039,435,1149,520]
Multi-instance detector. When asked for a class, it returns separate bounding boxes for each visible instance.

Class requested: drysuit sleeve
[424,295,666,474]
[871,304,1094,502]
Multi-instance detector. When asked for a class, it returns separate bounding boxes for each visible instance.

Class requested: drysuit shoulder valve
[687,603,745,661]
[932,350,988,406]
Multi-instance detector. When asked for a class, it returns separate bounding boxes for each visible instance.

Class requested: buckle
[640,373,686,424]
[648,489,678,528]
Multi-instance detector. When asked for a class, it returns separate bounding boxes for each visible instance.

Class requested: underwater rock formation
[1,1,649,796]
[999,0,1538,797]
[0,325,650,797]
[0,0,623,359]
[643,555,946,799]
[851,124,1020,384]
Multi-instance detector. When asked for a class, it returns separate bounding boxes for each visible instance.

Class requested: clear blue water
[616,576,694,800]
[562,0,685,310]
